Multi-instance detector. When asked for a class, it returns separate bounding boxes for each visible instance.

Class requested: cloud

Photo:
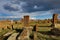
[0,10,53,18]
[0,0,60,19]
[3,1,29,12]
[2,0,60,12]
[3,4,19,11]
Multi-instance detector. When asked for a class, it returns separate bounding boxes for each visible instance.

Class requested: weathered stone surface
[3,31,15,37]
[55,24,60,28]
[7,33,19,40]
[53,14,58,24]
[18,27,33,40]
[24,15,29,27]
[34,32,39,40]
[18,16,32,40]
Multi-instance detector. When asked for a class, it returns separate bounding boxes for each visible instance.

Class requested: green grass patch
[37,27,52,32]
[0,29,12,36]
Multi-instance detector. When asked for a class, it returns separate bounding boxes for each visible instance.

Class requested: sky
[0,0,60,20]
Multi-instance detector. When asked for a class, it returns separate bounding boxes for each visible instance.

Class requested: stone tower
[24,15,29,27]
[53,14,58,24]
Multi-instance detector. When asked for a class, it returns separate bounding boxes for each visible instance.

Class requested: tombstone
[33,25,38,40]
[24,15,29,27]
[53,14,58,24]
[18,15,33,40]
[52,14,58,27]
[11,25,14,30]
[33,24,38,32]
[36,24,38,32]
[34,32,38,40]
[33,25,36,31]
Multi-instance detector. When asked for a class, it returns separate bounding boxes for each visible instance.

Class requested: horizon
[0,14,60,20]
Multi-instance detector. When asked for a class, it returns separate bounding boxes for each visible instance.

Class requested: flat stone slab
[55,24,60,28]
[7,33,19,40]
[3,31,15,36]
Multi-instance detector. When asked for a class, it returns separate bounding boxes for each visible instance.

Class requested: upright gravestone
[53,14,58,24]
[24,15,29,27]
[34,32,37,40]
[33,24,39,40]
[18,15,33,40]
[52,14,58,27]
[33,24,38,32]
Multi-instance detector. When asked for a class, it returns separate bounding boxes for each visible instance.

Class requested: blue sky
[0,0,60,20]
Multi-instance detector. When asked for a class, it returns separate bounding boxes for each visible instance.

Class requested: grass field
[0,21,60,40]
[37,32,60,40]
[37,27,52,31]
[0,29,12,36]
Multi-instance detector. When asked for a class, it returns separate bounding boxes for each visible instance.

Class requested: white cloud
[34,5,38,9]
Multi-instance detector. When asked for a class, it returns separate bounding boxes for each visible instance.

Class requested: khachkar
[33,23,39,40]
[53,14,58,26]
[19,15,32,40]
[33,24,38,32]
[24,15,29,27]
